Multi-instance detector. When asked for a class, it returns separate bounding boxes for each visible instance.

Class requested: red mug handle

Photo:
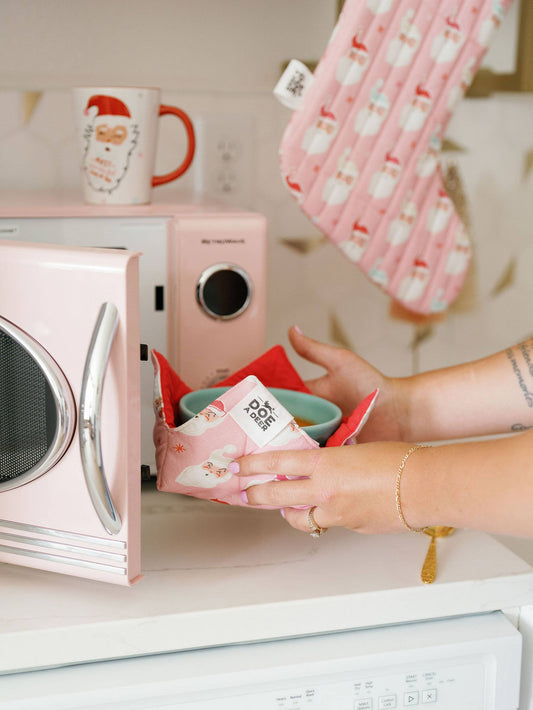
[152,105,196,187]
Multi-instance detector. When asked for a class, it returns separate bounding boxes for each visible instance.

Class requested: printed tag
[230,383,294,448]
[273,59,314,110]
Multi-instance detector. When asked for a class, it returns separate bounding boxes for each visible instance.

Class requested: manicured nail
[280,508,286,520]
[293,325,303,334]
[240,489,249,505]
[228,462,240,474]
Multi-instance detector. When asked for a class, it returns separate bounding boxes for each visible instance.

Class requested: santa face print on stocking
[367,0,394,14]
[279,0,513,315]
[82,95,138,195]
[339,221,371,263]
[354,80,390,136]
[368,153,402,200]
[416,130,442,178]
[447,57,477,111]
[301,106,339,155]
[336,35,371,85]
[445,223,472,275]
[175,444,237,488]
[427,190,453,234]
[322,149,359,206]
[431,17,466,63]
[386,10,422,68]
[397,258,431,303]
[399,85,433,133]
[387,199,418,245]
[478,1,505,46]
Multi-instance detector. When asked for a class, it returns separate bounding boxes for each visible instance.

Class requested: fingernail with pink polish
[280,508,286,520]
[228,462,240,474]
[240,489,249,505]
[293,325,303,334]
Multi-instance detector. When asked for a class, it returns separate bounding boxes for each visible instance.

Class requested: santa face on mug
[82,94,139,194]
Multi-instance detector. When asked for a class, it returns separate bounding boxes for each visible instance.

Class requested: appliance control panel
[0,612,520,710]
[173,660,484,710]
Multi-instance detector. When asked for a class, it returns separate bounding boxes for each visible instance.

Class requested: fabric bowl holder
[278,0,512,315]
[153,350,378,508]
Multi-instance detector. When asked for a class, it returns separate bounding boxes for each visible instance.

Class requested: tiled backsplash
[1,84,532,381]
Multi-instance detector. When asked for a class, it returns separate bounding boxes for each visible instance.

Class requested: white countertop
[1,482,533,674]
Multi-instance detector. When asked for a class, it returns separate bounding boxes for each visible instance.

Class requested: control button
[404,691,419,706]
[379,694,397,709]
[355,699,373,710]
[422,690,437,704]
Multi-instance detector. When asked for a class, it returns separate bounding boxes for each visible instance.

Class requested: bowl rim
[179,387,342,431]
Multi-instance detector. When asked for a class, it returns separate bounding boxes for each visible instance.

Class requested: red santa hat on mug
[84,94,131,118]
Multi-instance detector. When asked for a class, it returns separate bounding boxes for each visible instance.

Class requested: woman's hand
[289,327,407,442]
[234,441,422,535]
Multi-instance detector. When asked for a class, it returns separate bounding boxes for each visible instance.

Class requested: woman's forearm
[402,429,533,536]
[395,339,533,442]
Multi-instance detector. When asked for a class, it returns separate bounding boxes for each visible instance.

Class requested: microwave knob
[196,263,253,320]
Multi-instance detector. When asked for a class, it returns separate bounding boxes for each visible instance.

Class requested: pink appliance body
[0,241,141,585]
[0,193,267,476]
[0,193,267,584]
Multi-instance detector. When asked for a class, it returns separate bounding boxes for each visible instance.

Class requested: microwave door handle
[79,302,122,535]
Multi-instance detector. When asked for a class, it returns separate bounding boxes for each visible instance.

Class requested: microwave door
[0,241,141,585]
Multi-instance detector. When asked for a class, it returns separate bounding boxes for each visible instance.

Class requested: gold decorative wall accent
[523,149,533,181]
[278,236,326,254]
[328,312,355,350]
[23,91,42,124]
[491,257,517,297]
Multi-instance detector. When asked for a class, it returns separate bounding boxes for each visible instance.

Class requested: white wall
[0,0,532,381]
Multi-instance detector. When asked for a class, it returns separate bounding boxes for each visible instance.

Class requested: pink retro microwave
[0,193,267,585]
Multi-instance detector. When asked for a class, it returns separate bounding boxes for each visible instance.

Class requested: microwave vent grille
[0,331,54,483]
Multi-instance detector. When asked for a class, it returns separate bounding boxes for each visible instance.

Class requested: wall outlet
[193,113,255,208]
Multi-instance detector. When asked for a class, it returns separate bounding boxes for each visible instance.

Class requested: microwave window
[0,330,57,484]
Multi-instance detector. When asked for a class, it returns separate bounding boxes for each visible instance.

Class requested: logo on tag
[230,383,293,447]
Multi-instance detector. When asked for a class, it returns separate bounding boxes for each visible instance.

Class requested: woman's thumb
[288,326,338,370]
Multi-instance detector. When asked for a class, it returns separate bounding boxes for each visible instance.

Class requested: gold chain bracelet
[395,444,430,532]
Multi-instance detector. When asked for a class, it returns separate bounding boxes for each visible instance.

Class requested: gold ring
[307,506,328,538]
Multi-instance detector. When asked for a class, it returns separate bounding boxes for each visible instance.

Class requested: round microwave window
[197,265,252,320]
[0,331,57,483]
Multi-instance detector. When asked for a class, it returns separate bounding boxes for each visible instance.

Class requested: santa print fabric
[280,0,512,315]
[152,349,379,507]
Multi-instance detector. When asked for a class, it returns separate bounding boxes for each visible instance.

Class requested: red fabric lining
[153,346,377,446]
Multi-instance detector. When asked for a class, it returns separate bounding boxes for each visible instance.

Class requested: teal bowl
[179,387,342,446]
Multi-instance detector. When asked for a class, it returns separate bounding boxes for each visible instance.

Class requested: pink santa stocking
[279,0,512,315]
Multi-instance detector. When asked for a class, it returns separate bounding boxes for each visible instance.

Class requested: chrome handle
[79,303,122,535]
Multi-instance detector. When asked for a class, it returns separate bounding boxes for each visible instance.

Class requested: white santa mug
[72,86,195,205]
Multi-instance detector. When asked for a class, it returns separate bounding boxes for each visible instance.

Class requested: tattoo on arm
[511,423,533,431]
[505,339,533,410]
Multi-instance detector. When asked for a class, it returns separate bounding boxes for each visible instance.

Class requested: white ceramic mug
[72,87,195,205]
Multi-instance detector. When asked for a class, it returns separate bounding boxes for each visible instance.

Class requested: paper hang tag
[230,382,294,448]
[273,59,314,110]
